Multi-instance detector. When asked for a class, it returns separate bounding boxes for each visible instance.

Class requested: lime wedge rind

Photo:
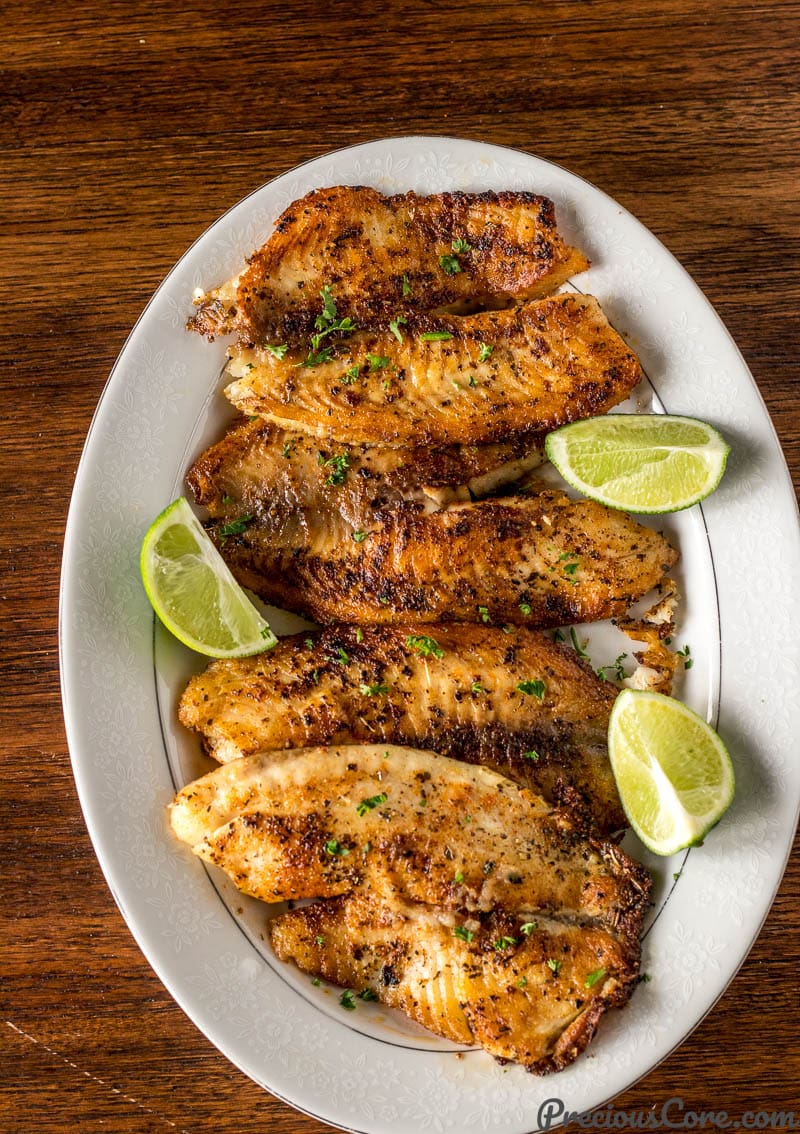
[140,497,277,658]
[545,414,730,514]
[608,690,734,857]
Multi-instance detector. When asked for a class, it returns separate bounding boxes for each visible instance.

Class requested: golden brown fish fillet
[188,186,589,343]
[169,745,650,926]
[208,488,678,629]
[270,889,641,1074]
[223,294,640,447]
[187,418,543,541]
[178,623,624,833]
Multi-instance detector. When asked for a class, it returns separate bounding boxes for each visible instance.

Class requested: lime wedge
[140,497,277,657]
[608,690,734,856]
[545,414,730,513]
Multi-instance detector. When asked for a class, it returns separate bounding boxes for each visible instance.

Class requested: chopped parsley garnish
[596,653,628,683]
[564,561,580,576]
[677,643,693,669]
[453,926,475,942]
[494,936,518,951]
[420,330,454,342]
[402,273,412,297]
[471,681,483,694]
[328,645,349,664]
[367,352,391,371]
[552,628,565,642]
[520,921,538,935]
[640,972,652,984]
[478,342,493,362]
[264,343,288,359]
[281,441,293,459]
[218,514,253,544]
[451,238,472,253]
[439,253,461,276]
[314,934,326,945]
[452,379,462,391]
[454,870,465,884]
[304,637,314,649]
[359,683,389,697]
[352,529,368,542]
[547,958,561,973]
[518,602,532,615]
[311,977,321,986]
[341,364,360,384]
[357,791,388,815]
[517,679,546,699]
[523,750,540,761]
[389,315,407,343]
[355,627,364,643]
[406,634,444,658]
[221,494,234,506]
[673,869,683,881]
[468,374,477,387]
[477,605,490,623]
[517,976,528,989]
[339,990,356,1010]
[569,627,590,660]
[245,363,255,371]
[585,968,607,988]
[358,988,379,1002]
[298,346,334,368]
[324,839,350,857]
[318,452,350,486]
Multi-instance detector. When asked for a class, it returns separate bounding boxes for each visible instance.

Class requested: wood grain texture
[2,0,798,1131]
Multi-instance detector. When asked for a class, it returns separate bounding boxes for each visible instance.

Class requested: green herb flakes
[357,792,388,815]
[406,634,444,658]
[358,683,389,697]
[517,679,546,699]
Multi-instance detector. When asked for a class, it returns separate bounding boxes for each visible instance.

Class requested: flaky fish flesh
[188,186,589,343]
[169,746,649,922]
[179,623,624,833]
[271,887,642,1074]
[187,417,543,543]
[207,487,678,629]
[223,294,641,447]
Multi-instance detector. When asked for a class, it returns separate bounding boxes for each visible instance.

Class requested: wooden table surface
[3,1,799,1131]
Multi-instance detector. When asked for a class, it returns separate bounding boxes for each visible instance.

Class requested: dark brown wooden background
[3,1,799,1131]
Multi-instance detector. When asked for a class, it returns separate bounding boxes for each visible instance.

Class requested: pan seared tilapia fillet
[170,747,649,1072]
[208,487,678,629]
[179,623,625,833]
[223,294,641,447]
[187,418,543,542]
[188,186,590,342]
[271,889,640,1074]
[169,746,649,923]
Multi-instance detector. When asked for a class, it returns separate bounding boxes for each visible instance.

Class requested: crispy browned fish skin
[270,891,640,1074]
[188,186,590,343]
[209,488,679,629]
[187,418,542,539]
[169,746,650,926]
[178,623,624,833]
[223,294,640,447]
